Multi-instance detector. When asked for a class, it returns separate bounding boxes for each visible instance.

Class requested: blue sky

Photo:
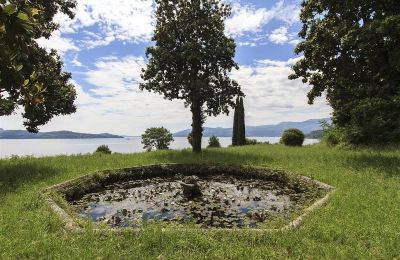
[2,0,331,135]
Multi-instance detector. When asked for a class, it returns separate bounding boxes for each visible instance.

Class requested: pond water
[73,175,297,229]
[0,137,319,159]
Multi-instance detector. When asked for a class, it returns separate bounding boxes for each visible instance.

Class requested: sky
[1,0,332,135]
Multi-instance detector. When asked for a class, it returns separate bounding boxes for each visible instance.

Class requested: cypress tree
[237,97,246,145]
[232,97,239,146]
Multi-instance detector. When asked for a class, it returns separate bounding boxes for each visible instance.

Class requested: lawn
[0,144,399,259]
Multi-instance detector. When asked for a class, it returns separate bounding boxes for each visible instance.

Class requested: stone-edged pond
[45,164,333,231]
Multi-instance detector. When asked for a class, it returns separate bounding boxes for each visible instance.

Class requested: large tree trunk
[191,99,203,153]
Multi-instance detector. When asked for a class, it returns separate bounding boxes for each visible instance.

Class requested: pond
[74,175,295,228]
[52,164,330,230]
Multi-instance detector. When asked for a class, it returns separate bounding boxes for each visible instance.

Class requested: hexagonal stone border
[41,164,335,233]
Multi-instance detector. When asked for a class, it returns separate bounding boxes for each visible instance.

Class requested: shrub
[245,138,258,145]
[320,120,345,147]
[141,127,174,151]
[280,128,305,146]
[95,145,112,154]
[207,135,221,148]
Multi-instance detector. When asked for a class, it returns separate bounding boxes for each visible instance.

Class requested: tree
[231,97,239,146]
[237,97,246,145]
[232,97,245,146]
[280,128,305,147]
[140,0,243,153]
[0,0,77,132]
[95,145,112,154]
[207,135,221,148]
[141,127,174,151]
[289,1,400,144]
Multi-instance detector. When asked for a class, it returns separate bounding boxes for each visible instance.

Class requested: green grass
[1,145,399,259]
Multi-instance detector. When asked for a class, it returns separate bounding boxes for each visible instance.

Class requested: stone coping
[41,163,335,234]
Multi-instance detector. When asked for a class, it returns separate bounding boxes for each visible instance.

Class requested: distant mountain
[0,130,123,139]
[174,118,329,137]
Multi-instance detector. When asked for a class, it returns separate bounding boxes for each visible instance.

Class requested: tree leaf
[15,64,23,71]
[4,4,17,15]
[17,12,30,21]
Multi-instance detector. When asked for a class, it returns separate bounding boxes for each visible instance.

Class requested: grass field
[1,144,399,259]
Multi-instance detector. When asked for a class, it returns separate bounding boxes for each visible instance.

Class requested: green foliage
[320,120,345,147]
[232,98,239,146]
[141,0,243,153]
[280,128,305,147]
[289,1,400,145]
[244,138,269,146]
[207,135,221,148]
[306,130,324,139]
[95,145,112,154]
[237,97,246,146]
[232,97,245,146]
[141,127,174,151]
[0,0,77,132]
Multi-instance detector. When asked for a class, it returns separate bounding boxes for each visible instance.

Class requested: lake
[0,137,319,159]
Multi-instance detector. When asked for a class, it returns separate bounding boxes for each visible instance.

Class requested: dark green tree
[207,135,221,148]
[140,0,243,153]
[231,97,239,146]
[141,127,174,151]
[280,128,305,147]
[237,97,246,145]
[289,0,400,144]
[0,0,77,132]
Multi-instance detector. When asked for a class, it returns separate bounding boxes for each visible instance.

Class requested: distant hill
[306,130,324,139]
[0,130,123,139]
[174,118,329,137]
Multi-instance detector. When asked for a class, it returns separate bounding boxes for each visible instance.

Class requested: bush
[207,135,221,148]
[280,128,305,146]
[243,138,259,145]
[95,145,112,154]
[320,120,345,147]
[141,127,174,151]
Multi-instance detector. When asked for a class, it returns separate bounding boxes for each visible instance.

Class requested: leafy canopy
[207,135,221,148]
[141,127,174,151]
[0,0,77,132]
[140,0,243,152]
[290,0,400,144]
[280,128,305,147]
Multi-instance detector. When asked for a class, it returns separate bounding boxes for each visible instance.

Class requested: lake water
[0,137,319,159]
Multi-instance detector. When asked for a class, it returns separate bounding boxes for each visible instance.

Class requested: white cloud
[225,0,300,37]
[57,0,155,47]
[36,31,79,54]
[71,54,83,67]
[85,56,145,96]
[268,26,300,45]
[269,26,289,44]
[1,55,331,134]
[227,57,331,125]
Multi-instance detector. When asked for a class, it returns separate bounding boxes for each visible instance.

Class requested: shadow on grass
[0,160,59,195]
[345,153,400,178]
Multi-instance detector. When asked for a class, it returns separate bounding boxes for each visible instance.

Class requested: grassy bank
[1,145,399,259]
